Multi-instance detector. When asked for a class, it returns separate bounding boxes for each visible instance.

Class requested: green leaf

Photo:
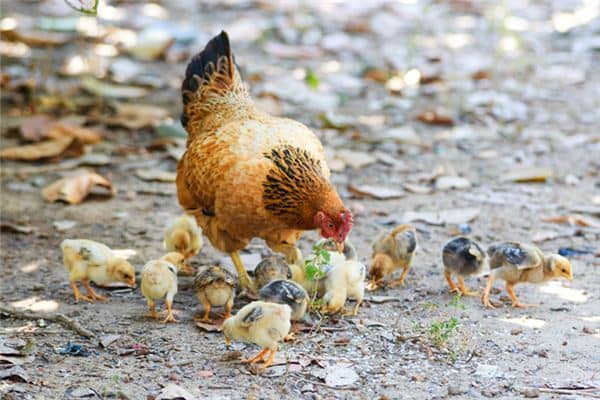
[305,69,320,90]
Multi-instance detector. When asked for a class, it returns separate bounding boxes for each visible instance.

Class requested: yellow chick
[222,301,291,369]
[61,239,135,303]
[254,256,292,290]
[442,237,488,296]
[321,258,366,316]
[193,265,237,323]
[163,214,203,273]
[368,224,417,290]
[140,252,186,323]
[481,242,573,309]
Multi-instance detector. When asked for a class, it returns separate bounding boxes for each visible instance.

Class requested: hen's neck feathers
[263,145,344,229]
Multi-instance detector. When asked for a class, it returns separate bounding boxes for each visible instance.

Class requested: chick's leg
[220,298,233,320]
[506,283,535,308]
[444,271,460,294]
[81,279,107,301]
[70,281,92,303]
[458,276,479,297]
[195,298,212,323]
[389,266,411,287]
[161,299,177,323]
[230,251,255,293]
[481,275,501,309]
[147,300,159,319]
[262,349,276,369]
[241,348,269,364]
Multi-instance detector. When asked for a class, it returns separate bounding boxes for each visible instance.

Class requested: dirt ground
[1,1,599,399]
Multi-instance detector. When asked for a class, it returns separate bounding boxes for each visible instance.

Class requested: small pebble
[521,388,540,398]
[448,384,465,396]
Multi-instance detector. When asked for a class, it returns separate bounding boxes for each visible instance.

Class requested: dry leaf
[543,215,599,227]
[156,384,195,400]
[135,168,176,182]
[325,363,358,387]
[435,176,472,191]
[402,208,480,225]
[81,76,149,99]
[195,322,221,332]
[348,184,405,200]
[0,137,84,162]
[501,167,553,183]
[416,111,454,126]
[403,183,433,194]
[2,29,71,47]
[107,103,170,130]
[47,122,102,144]
[42,172,116,204]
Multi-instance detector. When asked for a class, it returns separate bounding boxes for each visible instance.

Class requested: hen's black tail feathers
[181,31,244,130]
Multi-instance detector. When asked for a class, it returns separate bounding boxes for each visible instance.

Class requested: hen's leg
[70,281,92,303]
[270,243,302,265]
[230,251,255,292]
[506,283,535,308]
[82,279,107,301]
[457,276,479,296]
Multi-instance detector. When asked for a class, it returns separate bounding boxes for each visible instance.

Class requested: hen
[177,31,353,292]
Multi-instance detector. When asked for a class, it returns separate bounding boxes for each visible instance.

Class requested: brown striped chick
[254,256,292,290]
[140,252,186,323]
[367,224,417,290]
[442,237,488,296]
[482,242,573,309]
[222,301,291,369]
[193,265,237,323]
[163,214,203,274]
[321,256,367,316]
[61,239,136,303]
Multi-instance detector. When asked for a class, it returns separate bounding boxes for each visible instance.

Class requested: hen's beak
[336,241,344,253]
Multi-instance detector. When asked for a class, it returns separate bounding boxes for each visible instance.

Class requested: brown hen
[176,31,352,292]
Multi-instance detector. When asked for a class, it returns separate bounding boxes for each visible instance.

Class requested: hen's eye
[327,223,334,229]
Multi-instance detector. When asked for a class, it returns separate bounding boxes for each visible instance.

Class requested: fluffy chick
[321,258,366,316]
[442,237,487,296]
[482,242,573,309]
[222,301,291,369]
[193,265,237,323]
[140,252,186,323]
[163,214,203,274]
[367,224,417,290]
[317,238,358,263]
[254,256,292,290]
[259,279,309,321]
[61,239,135,302]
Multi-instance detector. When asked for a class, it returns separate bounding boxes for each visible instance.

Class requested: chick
[367,224,417,290]
[61,239,136,302]
[321,258,367,316]
[481,242,573,309]
[254,256,292,290]
[163,214,203,274]
[193,265,237,323]
[316,237,358,264]
[222,301,291,369]
[442,237,487,296]
[259,279,309,340]
[140,252,186,323]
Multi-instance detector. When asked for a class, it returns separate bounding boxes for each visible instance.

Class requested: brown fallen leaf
[106,103,170,130]
[135,168,176,182]
[0,137,84,162]
[21,116,102,144]
[501,167,553,183]
[156,384,195,400]
[2,29,71,47]
[471,70,490,80]
[195,322,221,332]
[416,111,454,126]
[402,208,480,225]
[542,215,600,228]
[348,184,405,200]
[42,172,116,204]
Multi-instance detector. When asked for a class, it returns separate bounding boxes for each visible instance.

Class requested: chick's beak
[336,241,344,253]
[128,278,136,288]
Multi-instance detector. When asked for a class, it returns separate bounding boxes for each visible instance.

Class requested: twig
[537,388,600,398]
[0,304,95,338]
